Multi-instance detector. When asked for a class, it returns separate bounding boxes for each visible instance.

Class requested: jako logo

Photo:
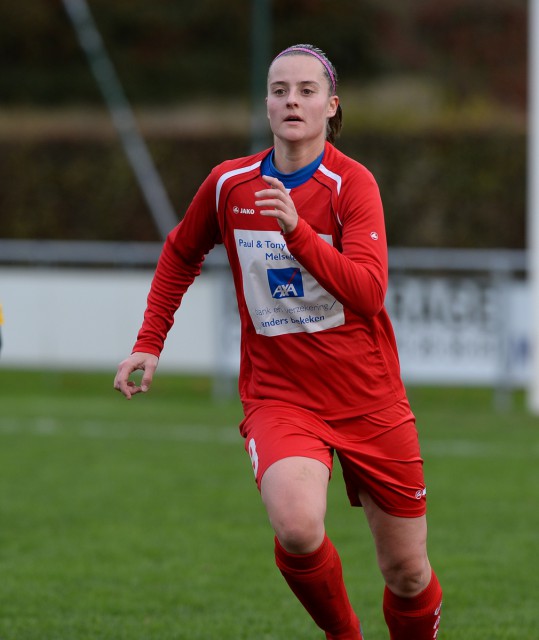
[233,205,255,214]
[267,268,304,298]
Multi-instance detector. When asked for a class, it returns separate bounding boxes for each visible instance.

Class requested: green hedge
[0,130,525,248]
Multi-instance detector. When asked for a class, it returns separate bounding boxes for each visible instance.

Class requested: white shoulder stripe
[215,161,262,210]
[318,163,342,195]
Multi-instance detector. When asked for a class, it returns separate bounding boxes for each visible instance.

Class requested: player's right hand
[113,352,159,399]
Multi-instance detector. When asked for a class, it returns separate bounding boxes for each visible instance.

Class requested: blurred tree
[0,0,527,248]
[367,0,527,108]
[271,0,380,82]
[0,0,525,108]
[0,2,100,103]
[417,0,527,108]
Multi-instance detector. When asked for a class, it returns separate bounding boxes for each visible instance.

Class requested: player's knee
[381,556,431,598]
[273,514,325,554]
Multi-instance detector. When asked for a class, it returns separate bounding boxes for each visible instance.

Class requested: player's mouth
[284,115,303,122]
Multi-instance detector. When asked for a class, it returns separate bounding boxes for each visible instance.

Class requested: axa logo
[233,205,255,215]
[267,267,304,299]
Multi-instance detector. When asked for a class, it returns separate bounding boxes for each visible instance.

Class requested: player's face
[266,55,338,146]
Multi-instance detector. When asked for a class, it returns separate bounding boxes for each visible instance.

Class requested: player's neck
[272,139,326,174]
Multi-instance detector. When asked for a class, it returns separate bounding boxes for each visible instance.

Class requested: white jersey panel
[234,229,345,337]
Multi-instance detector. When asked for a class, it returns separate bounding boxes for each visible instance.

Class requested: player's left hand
[255,175,299,234]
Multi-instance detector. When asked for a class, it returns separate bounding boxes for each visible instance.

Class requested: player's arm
[258,172,388,318]
[132,172,222,356]
[114,173,221,398]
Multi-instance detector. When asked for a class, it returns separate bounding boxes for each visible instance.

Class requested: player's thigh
[261,456,330,552]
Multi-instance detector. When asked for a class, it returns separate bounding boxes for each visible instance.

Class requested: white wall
[0,267,532,387]
[0,267,219,372]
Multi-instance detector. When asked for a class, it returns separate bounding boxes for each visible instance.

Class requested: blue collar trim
[260,149,325,189]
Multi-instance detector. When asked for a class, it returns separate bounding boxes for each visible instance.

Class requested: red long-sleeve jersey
[133,141,406,419]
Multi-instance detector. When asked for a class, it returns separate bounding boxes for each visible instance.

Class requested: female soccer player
[114,44,443,639]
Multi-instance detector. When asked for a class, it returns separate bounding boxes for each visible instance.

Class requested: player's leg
[261,455,328,552]
[359,490,442,640]
[262,457,363,640]
[332,399,442,639]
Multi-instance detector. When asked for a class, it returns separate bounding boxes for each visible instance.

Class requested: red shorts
[239,398,426,518]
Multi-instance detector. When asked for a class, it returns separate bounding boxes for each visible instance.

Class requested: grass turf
[0,369,538,639]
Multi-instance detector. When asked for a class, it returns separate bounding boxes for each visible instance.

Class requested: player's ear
[327,95,339,118]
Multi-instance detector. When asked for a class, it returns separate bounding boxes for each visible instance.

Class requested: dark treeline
[0,1,528,248]
[1,1,527,108]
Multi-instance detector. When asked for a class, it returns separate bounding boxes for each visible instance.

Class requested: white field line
[0,417,538,458]
[0,417,241,444]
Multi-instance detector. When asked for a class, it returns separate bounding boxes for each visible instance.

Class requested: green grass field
[0,369,538,639]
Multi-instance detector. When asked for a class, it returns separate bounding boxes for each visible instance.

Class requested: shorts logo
[415,487,427,499]
[247,438,259,477]
[267,267,304,299]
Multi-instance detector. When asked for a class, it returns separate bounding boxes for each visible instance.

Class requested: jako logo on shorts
[267,268,304,299]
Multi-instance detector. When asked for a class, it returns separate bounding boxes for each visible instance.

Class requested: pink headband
[272,46,337,94]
